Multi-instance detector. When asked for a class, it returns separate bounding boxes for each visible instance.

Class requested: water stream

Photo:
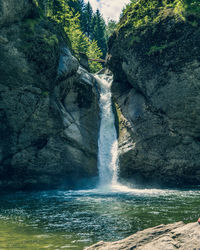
[95,74,119,189]
[0,75,199,249]
[95,73,135,193]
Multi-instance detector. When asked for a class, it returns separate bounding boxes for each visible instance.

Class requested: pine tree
[52,0,63,16]
[36,0,104,72]
[68,0,85,14]
[92,9,107,57]
[83,2,93,37]
[68,0,86,31]
[49,0,103,72]
[87,40,103,73]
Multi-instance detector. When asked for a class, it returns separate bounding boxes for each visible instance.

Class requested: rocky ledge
[87,221,200,250]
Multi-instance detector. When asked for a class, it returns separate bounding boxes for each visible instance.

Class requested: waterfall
[95,74,119,189]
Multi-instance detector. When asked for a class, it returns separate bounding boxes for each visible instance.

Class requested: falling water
[95,74,119,189]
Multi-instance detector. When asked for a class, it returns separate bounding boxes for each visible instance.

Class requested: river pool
[0,186,199,249]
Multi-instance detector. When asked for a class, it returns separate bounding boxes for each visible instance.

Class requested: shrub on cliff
[108,0,200,62]
[118,0,200,36]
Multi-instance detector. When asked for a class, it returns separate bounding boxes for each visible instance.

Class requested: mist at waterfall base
[0,76,200,249]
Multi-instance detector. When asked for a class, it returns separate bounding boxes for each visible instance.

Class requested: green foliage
[43,34,59,50]
[119,0,162,33]
[147,44,168,55]
[106,20,117,40]
[42,91,49,97]
[29,0,107,72]
[87,40,103,73]
[21,18,39,37]
[114,0,200,64]
[35,0,103,72]
[92,9,107,57]
[83,2,93,37]
[175,0,200,17]
[119,0,200,38]
[128,35,141,47]
[68,0,86,30]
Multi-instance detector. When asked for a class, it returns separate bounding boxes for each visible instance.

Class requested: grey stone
[79,52,90,71]
[0,1,100,190]
[86,222,200,250]
[108,8,200,186]
[57,47,79,80]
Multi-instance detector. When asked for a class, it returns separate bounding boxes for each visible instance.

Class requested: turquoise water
[0,187,200,249]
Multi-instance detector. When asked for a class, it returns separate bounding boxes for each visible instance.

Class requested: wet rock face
[0,1,99,190]
[57,47,79,80]
[108,8,200,186]
[87,222,200,250]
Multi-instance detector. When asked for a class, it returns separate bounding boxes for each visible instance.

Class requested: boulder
[79,52,90,71]
[87,222,200,250]
[57,47,79,80]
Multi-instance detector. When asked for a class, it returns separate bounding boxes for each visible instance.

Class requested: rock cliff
[87,221,200,250]
[0,0,99,190]
[107,0,200,186]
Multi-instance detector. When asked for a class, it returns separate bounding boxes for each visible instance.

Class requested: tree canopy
[33,0,110,72]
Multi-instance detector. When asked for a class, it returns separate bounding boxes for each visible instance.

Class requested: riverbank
[87,221,200,249]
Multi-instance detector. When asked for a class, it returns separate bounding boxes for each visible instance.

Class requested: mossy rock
[19,14,71,86]
[108,0,200,74]
[118,0,200,35]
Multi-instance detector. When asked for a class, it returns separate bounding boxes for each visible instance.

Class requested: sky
[86,0,130,23]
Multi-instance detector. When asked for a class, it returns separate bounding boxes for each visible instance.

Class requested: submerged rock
[0,0,99,190]
[107,0,200,186]
[87,221,200,250]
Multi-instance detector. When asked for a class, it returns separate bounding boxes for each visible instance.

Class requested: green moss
[190,20,198,27]
[25,19,37,33]
[20,18,40,40]
[128,36,141,47]
[147,44,168,55]
[20,19,59,59]
[42,34,59,51]
[180,0,200,17]
[42,91,49,97]
[19,17,61,82]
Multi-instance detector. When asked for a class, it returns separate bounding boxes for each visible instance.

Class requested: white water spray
[95,74,148,194]
[95,74,119,189]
